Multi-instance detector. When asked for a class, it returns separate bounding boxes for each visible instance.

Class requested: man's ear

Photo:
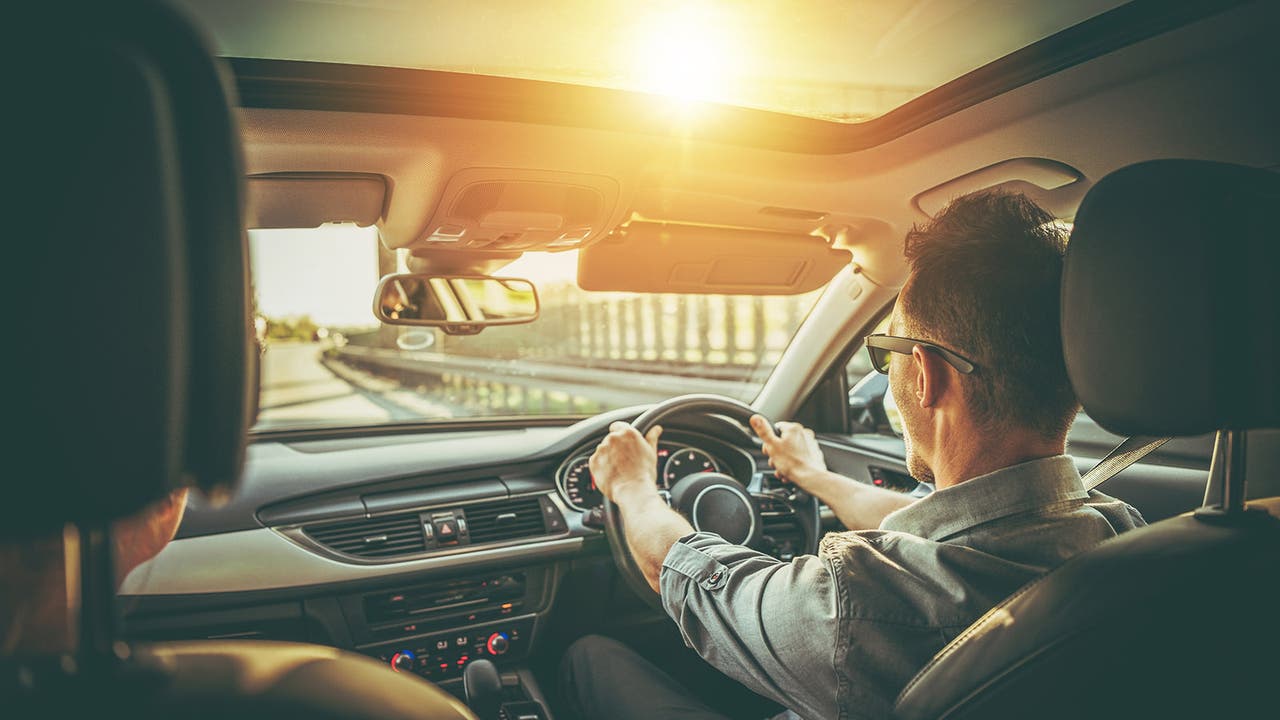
[911,345,951,408]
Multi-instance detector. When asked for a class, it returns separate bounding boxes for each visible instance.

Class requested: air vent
[304,512,425,558]
[465,496,548,544]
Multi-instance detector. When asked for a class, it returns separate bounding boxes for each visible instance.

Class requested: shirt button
[708,571,722,583]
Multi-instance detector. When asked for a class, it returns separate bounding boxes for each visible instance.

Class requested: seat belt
[1081,435,1173,491]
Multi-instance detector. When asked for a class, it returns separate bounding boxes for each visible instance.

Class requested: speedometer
[663,448,719,487]
[557,455,602,511]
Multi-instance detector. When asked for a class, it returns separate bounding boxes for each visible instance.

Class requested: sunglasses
[864,333,977,375]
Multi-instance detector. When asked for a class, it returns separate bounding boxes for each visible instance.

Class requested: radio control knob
[485,632,510,656]
[391,650,415,672]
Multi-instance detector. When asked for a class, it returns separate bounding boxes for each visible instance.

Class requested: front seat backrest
[7,2,474,717]
[894,160,1280,719]
[12,0,250,536]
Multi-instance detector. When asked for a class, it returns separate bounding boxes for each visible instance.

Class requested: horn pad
[669,472,761,547]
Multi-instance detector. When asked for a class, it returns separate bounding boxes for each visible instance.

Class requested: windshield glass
[250,226,825,431]
[178,0,1126,123]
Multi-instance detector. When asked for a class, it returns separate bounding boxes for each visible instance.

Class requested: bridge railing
[333,286,817,416]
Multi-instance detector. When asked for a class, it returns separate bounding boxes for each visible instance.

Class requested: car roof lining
[238,0,1276,293]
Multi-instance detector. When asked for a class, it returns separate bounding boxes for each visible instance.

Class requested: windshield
[250,226,825,431]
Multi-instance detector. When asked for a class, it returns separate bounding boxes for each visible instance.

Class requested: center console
[340,567,555,717]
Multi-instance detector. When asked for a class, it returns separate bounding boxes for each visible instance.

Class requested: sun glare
[498,250,579,286]
[631,5,736,106]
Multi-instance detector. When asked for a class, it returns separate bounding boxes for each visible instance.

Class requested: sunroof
[176,0,1129,123]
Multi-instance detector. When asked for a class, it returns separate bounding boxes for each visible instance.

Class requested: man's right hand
[749,415,828,493]
[749,414,917,531]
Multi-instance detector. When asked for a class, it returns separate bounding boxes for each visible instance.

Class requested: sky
[249,224,581,328]
[249,225,381,327]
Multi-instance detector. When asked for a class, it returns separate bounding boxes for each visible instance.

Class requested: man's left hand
[590,422,663,505]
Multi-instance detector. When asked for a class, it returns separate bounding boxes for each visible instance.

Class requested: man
[561,191,1145,719]
[1,489,188,655]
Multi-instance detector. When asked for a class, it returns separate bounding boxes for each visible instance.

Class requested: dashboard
[107,409,1211,708]
[114,404,1225,696]
[113,407,925,694]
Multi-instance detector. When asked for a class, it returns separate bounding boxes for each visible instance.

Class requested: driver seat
[894,160,1280,718]
[4,3,474,718]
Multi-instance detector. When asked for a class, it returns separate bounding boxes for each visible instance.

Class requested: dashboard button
[486,632,510,656]
[539,496,568,531]
[581,505,605,529]
[437,519,459,542]
[390,650,415,672]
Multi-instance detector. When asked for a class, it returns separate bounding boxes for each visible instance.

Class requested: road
[257,342,455,429]
[256,341,758,430]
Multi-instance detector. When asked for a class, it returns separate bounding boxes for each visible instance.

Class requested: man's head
[886,191,1076,484]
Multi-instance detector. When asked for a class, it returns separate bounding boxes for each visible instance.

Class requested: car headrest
[10,1,251,538]
[1062,160,1279,437]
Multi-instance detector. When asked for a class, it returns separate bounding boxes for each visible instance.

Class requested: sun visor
[578,222,851,295]
[247,173,386,228]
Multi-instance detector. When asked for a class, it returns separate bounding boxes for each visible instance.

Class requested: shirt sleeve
[660,532,840,720]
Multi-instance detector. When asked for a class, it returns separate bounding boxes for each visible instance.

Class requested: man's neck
[928,423,1065,490]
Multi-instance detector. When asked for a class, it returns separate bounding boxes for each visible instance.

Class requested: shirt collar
[880,455,1086,542]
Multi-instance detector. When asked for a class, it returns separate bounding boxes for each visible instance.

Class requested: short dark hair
[899,191,1077,438]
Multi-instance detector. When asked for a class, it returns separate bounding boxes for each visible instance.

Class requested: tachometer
[557,455,602,511]
[663,447,719,487]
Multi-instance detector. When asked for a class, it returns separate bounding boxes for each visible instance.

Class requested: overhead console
[397,167,627,262]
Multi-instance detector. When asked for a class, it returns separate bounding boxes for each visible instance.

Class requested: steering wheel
[602,394,823,607]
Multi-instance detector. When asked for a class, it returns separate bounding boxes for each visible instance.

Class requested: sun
[630,5,736,105]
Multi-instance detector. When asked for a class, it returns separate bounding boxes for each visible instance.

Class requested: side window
[844,314,891,389]
[1066,410,1126,455]
[845,315,898,437]
[1066,409,1215,469]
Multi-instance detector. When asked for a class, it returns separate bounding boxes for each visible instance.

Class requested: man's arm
[749,415,914,530]
[589,422,693,592]
[660,535,841,719]
[591,422,841,718]
[796,469,917,530]
[611,484,693,593]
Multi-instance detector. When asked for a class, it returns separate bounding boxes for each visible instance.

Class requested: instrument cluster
[555,442,723,512]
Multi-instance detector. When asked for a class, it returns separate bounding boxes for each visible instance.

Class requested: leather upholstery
[10,0,251,538]
[894,502,1280,718]
[1061,160,1280,437]
[7,640,477,719]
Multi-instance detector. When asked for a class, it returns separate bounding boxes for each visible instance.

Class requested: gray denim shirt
[659,456,1146,720]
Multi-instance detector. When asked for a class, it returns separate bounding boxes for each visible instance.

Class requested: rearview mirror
[373,274,539,334]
